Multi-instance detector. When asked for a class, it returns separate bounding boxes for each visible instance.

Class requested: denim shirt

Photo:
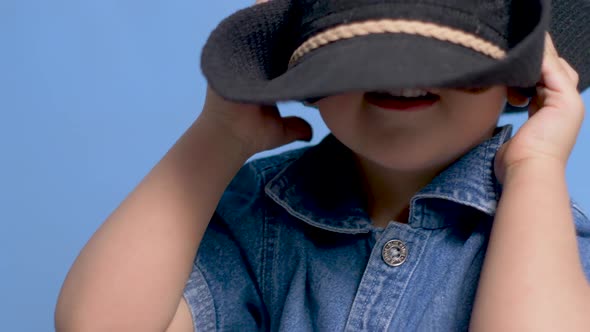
[183,125,590,331]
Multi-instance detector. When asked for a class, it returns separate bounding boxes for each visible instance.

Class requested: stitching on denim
[482,138,496,204]
[271,207,282,322]
[266,185,370,234]
[383,229,431,330]
[343,234,383,330]
[259,166,271,312]
[414,193,496,216]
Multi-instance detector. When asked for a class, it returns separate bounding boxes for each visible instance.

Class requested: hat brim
[201,0,549,108]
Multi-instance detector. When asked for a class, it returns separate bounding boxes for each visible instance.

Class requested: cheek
[317,94,364,126]
[316,94,362,111]
[440,89,506,135]
[434,90,506,157]
[446,87,507,116]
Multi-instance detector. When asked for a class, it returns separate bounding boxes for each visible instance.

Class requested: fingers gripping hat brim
[200,0,298,102]
[200,0,581,108]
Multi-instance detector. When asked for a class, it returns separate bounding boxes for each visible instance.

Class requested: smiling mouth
[364,89,440,111]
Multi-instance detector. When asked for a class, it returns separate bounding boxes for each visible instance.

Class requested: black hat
[201,0,590,112]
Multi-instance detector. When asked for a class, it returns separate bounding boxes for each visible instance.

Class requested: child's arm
[470,35,590,331]
[54,87,311,331]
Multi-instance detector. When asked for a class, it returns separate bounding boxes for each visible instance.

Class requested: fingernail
[509,98,531,108]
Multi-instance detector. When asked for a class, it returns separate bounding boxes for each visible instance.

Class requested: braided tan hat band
[289,19,507,66]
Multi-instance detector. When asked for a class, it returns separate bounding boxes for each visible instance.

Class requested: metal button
[382,239,408,267]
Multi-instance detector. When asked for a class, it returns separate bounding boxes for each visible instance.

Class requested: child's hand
[198,87,312,157]
[195,0,311,157]
[494,33,585,183]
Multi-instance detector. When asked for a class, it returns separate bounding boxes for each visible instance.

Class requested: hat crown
[299,0,509,18]
[295,0,513,49]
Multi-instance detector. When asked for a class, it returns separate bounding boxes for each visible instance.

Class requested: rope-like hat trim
[289,19,507,65]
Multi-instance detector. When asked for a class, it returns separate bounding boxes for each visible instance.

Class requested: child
[56,0,590,331]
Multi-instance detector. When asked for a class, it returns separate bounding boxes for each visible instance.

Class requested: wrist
[191,113,259,161]
[503,158,566,184]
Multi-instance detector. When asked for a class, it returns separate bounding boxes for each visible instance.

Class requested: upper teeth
[381,89,429,97]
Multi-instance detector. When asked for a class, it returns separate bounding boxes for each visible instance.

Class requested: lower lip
[365,93,439,112]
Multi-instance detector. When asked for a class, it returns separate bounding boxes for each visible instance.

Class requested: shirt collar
[265,125,513,232]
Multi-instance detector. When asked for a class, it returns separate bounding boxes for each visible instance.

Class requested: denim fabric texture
[183,125,590,331]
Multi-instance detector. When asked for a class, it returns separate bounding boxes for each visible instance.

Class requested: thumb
[280,116,313,145]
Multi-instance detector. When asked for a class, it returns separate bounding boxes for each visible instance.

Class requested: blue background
[1,1,588,330]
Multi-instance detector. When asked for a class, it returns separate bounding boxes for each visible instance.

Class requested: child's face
[314,86,507,171]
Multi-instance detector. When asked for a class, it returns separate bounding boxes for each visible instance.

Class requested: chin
[376,152,459,173]
[354,140,467,173]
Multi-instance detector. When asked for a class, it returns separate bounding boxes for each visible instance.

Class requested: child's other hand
[196,0,311,157]
[494,33,585,183]
[198,87,312,157]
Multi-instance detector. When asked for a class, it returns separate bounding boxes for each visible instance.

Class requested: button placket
[344,224,430,332]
